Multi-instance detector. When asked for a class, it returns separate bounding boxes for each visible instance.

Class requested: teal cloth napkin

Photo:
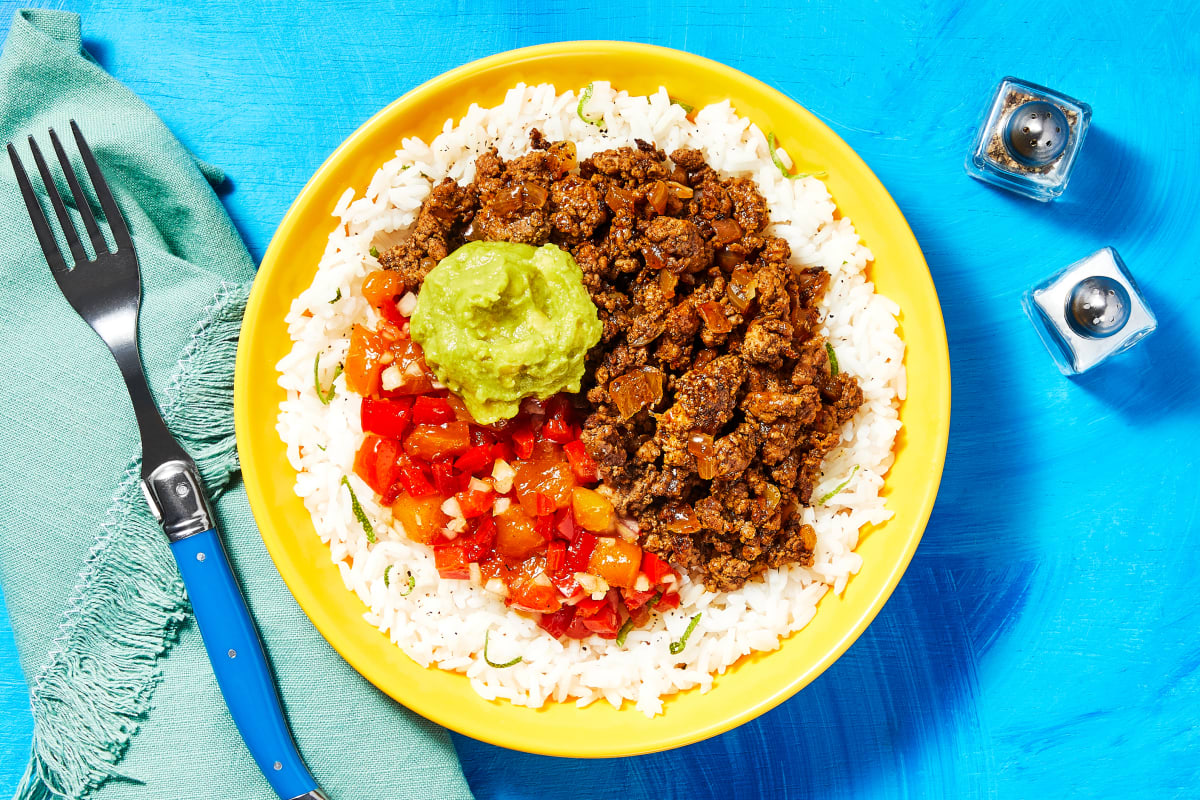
[0,10,473,800]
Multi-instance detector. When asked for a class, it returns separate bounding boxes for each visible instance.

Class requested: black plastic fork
[8,123,327,800]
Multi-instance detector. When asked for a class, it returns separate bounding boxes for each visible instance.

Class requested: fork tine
[49,129,109,258]
[7,143,69,275]
[29,136,91,266]
[69,120,133,253]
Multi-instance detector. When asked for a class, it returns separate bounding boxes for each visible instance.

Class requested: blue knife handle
[173,528,323,800]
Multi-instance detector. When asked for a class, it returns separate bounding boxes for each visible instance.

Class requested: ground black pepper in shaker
[966,77,1091,201]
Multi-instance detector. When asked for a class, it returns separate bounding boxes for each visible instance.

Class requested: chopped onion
[666,180,694,199]
[698,301,733,334]
[711,218,743,245]
[727,266,757,312]
[485,578,509,598]
[380,364,403,391]
[658,269,678,297]
[469,476,491,493]
[614,519,638,543]
[648,180,669,214]
[522,181,549,208]
[664,502,702,534]
[493,496,512,515]
[469,562,483,585]
[687,431,717,480]
[608,367,664,419]
[641,244,666,271]
[576,572,609,595]
[397,292,418,316]
[491,459,515,494]
[605,185,635,215]
[441,497,463,518]
[634,574,651,592]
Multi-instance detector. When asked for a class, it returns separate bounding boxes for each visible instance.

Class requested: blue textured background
[2,1,1198,798]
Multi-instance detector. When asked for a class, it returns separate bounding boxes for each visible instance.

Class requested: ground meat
[381,132,864,592]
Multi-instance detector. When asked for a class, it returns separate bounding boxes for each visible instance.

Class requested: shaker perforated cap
[1005,101,1069,166]
[1067,276,1131,338]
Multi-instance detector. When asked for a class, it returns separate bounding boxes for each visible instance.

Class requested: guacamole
[409,241,603,424]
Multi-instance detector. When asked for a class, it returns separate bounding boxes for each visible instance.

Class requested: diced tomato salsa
[346,291,679,641]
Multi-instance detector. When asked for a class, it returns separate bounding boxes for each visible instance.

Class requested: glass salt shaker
[1022,247,1156,375]
[965,77,1092,201]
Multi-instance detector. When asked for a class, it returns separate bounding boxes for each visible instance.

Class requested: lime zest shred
[669,613,702,655]
[767,132,827,180]
[483,629,522,668]
[670,97,694,113]
[826,342,839,376]
[384,565,416,596]
[615,617,635,647]
[340,476,375,543]
[330,288,341,303]
[369,246,379,258]
[577,82,606,129]
[818,465,860,505]
[314,354,342,405]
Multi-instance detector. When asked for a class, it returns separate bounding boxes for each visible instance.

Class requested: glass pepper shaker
[965,77,1092,201]
[1022,247,1156,375]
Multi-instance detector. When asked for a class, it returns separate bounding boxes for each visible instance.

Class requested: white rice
[276,83,905,717]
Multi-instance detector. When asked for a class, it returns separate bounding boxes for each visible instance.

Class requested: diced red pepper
[430,462,460,497]
[361,398,413,440]
[378,299,407,326]
[490,440,515,464]
[563,440,600,484]
[564,615,592,639]
[534,514,555,542]
[656,591,681,611]
[353,435,381,491]
[550,570,585,601]
[545,540,566,573]
[622,586,660,611]
[535,492,556,517]
[453,443,492,475]
[455,487,495,519]
[397,459,436,498]
[555,507,577,542]
[433,546,470,579]
[540,414,573,444]
[582,602,620,638]
[565,532,598,574]
[469,426,497,447]
[507,581,562,613]
[640,550,673,585]
[354,435,403,495]
[512,422,535,460]
[460,516,496,563]
[537,605,576,639]
[372,438,404,494]
[574,596,606,619]
[412,396,455,425]
[544,394,575,425]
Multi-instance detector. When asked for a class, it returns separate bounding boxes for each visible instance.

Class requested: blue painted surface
[1,1,1198,798]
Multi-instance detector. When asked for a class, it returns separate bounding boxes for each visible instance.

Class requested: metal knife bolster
[140,458,217,542]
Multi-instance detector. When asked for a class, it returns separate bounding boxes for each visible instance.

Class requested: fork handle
[173,528,327,800]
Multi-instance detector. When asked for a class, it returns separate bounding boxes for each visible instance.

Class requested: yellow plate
[235,41,951,758]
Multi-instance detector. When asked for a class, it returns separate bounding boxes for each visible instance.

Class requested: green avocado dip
[409,241,603,424]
